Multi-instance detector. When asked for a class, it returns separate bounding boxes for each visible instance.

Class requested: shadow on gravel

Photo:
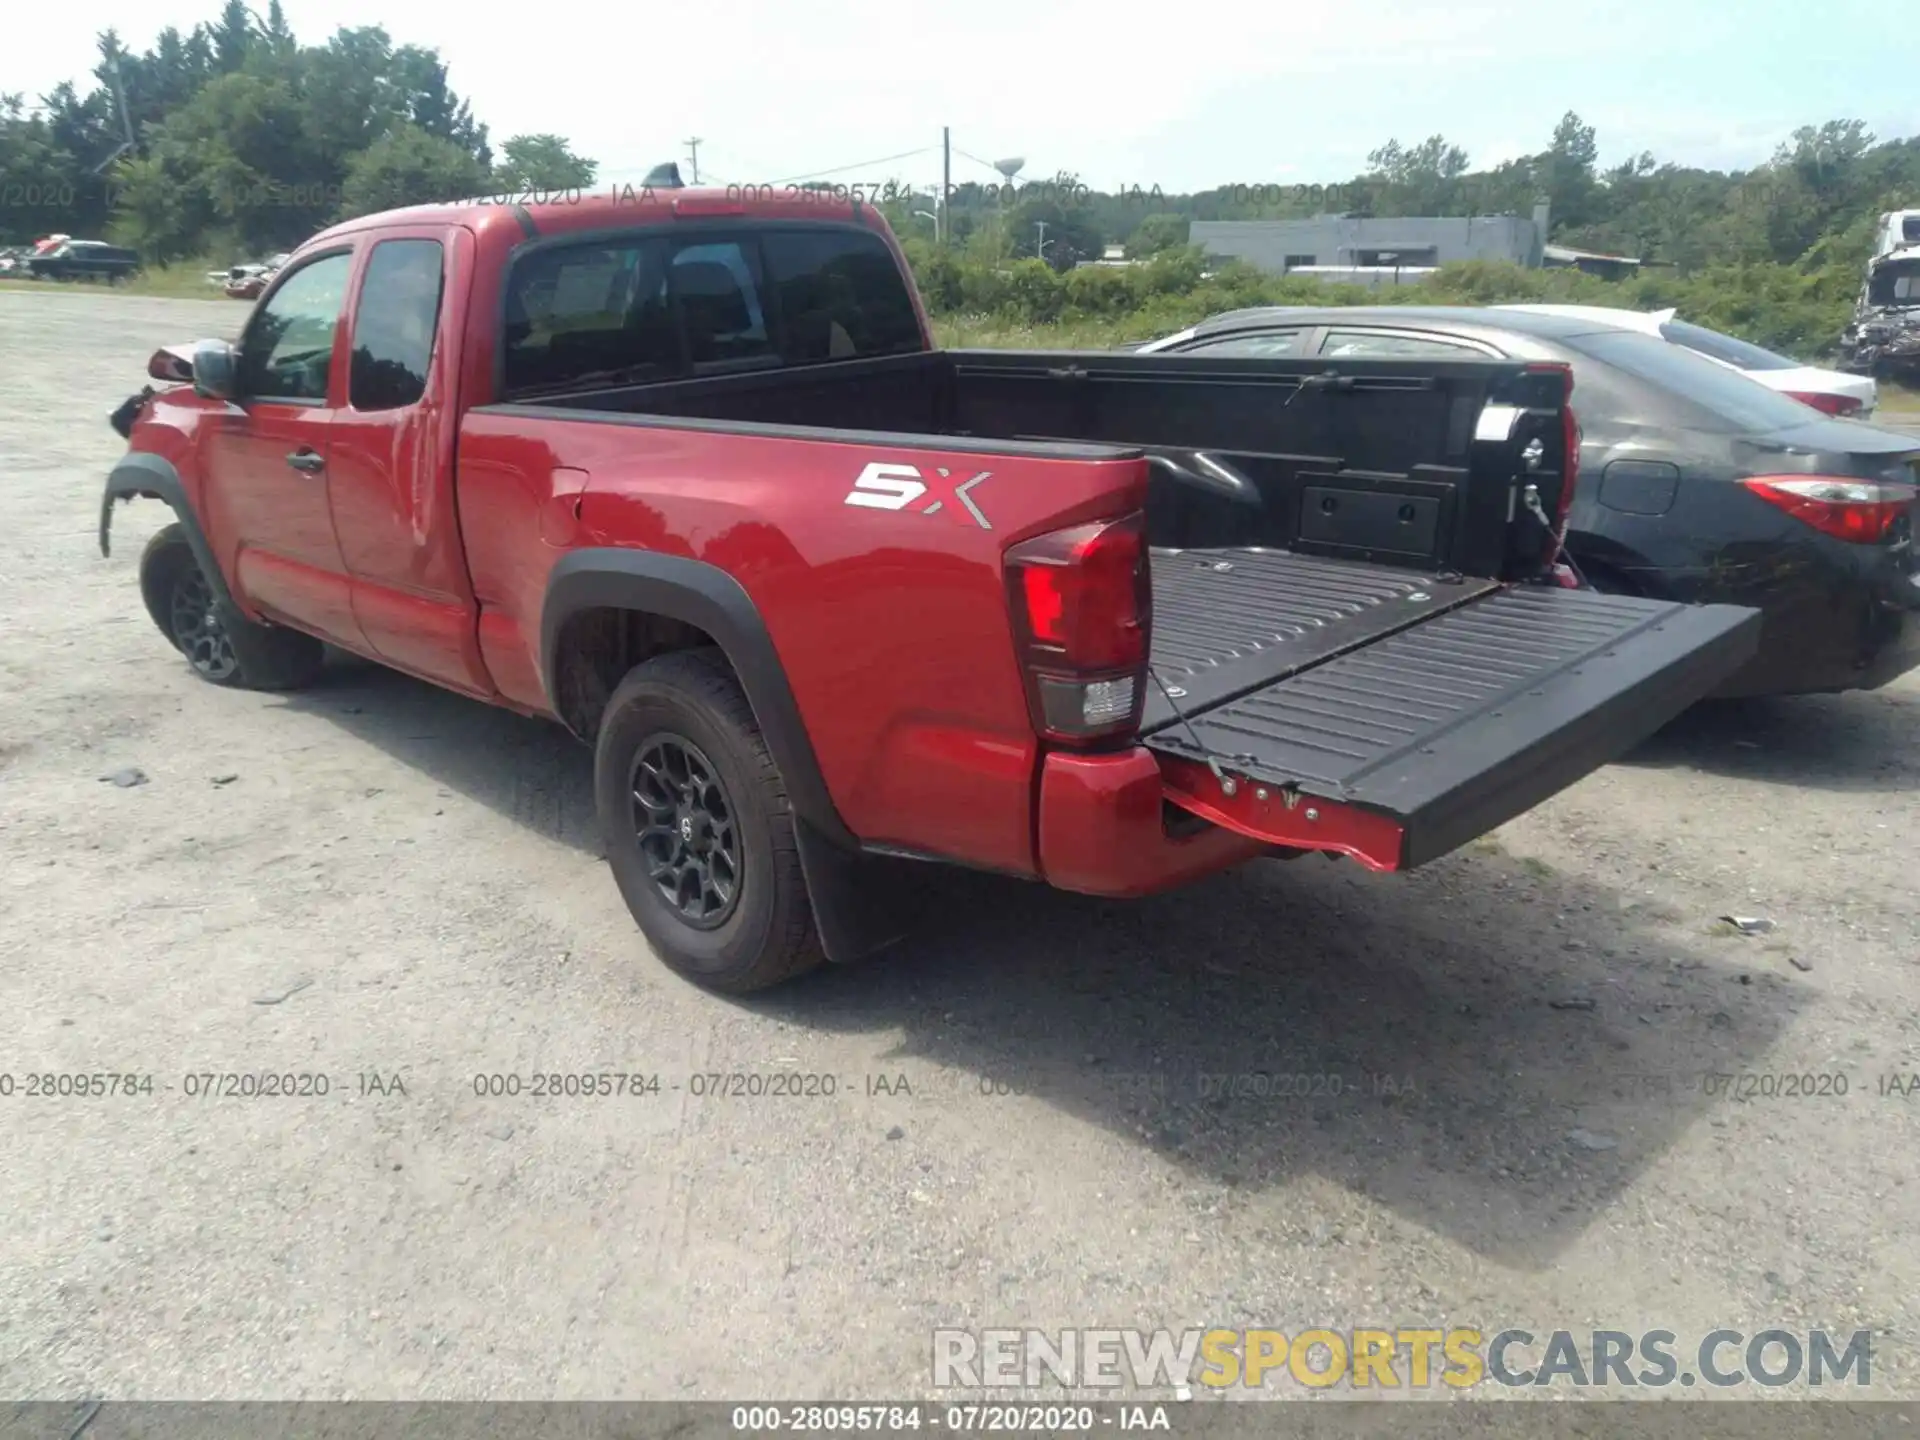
[1618,691,1920,793]
[282,653,1808,1271]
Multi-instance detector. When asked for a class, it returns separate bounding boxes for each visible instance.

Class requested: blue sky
[7,0,1919,193]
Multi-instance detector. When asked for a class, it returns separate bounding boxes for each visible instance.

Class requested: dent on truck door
[198,248,367,646]
[327,227,494,696]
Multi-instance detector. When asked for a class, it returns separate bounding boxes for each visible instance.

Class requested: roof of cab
[303,186,883,250]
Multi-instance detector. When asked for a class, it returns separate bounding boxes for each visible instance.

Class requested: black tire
[1571,556,1641,598]
[595,648,824,993]
[138,522,325,690]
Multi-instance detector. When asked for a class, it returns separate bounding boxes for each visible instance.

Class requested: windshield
[1658,318,1799,371]
[1566,329,1839,433]
[1868,262,1920,307]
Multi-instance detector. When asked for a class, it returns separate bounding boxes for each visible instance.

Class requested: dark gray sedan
[1135,305,1920,698]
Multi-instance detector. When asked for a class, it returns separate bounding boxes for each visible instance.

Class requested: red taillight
[1741,475,1916,544]
[1785,391,1863,418]
[1558,406,1581,533]
[1525,363,1579,561]
[1003,512,1151,744]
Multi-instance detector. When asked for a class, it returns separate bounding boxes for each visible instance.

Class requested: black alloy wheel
[167,563,240,681]
[630,733,741,929]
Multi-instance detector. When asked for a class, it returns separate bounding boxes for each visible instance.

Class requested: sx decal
[843,462,993,529]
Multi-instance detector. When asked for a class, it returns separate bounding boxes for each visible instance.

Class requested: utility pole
[1035,220,1050,262]
[941,126,951,246]
[94,56,136,174]
[682,137,702,185]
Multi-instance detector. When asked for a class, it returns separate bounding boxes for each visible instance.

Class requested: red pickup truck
[100,188,1759,993]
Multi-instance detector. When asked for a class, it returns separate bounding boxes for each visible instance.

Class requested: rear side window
[502,239,677,396]
[350,238,444,411]
[500,224,924,398]
[1182,330,1310,357]
[1320,329,1492,358]
[758,228,923,362]
[1568,330,1829,433]
[1658,319,1796,372]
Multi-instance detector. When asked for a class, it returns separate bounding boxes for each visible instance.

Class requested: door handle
[285,449,325,474]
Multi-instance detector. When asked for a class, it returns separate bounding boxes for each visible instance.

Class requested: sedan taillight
[1741,476,1915,544]
[1784,390,1864,418]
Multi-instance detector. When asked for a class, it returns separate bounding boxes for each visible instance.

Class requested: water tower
[993,157,1025,194]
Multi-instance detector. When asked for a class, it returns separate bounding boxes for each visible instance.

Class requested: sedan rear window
[1563,329,1830,433]
[1657,319,1798,372]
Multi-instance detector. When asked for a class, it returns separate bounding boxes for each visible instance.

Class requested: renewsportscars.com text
[932,1327,1874,1391]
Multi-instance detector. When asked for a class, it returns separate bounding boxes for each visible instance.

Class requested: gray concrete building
[1191,203,1553,275]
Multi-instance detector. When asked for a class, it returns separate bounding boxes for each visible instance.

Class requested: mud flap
[793,819,925,965]
[1146,582,1760,869]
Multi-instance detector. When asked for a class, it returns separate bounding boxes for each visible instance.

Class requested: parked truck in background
[28,238,140,283]
[99,189,1760,992]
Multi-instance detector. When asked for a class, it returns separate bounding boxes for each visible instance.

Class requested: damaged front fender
[109,385,155,443]
[97,453,236,613]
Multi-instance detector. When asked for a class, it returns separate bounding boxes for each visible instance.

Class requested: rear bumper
[1039,582,1764,895]
[1036,747,1271,897]
[1709,550,1920,698]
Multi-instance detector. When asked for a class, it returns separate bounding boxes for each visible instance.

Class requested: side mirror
[192,340,239,401]
[147,341,203,383]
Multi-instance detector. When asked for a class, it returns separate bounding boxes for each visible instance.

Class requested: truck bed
[1144,547,1758,866]
[495,346,1759,870]
[500,346,1577,578]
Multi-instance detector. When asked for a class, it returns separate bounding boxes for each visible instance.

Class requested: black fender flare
[100,451,243,619]
[542,549,917,965]
[541,547,853,848]
[102,454,223,582]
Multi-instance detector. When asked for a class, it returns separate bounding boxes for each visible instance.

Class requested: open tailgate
[1142,548,1759,870]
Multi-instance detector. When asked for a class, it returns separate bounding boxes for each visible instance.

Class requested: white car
[1499,305,1878,419]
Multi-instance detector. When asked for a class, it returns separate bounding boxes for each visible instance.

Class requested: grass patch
[1878,381,1920,414]
[0,260,235,300]
[931,312,1178,350]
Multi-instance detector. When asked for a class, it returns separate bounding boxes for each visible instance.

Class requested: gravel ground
[2,290,1918,1409]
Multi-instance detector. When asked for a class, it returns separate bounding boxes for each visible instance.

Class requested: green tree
[1364,135,1471,215]
[1537,111,1599,231]
[210,0,254,73]
[1008,171,1102,271]
[338,123,489,218]
[0,96,87,242]
[1126,212,1189,255]
[493,133,597,191]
